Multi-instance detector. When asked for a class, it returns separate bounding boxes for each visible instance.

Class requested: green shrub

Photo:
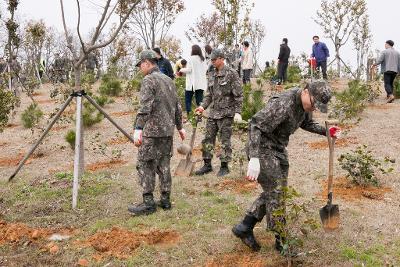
[93,94,109,107]
[65,130,76,150]
[241,84,265,121]
[272,186,319,260]
[329,80,379,122]
[82,101,103,127]
[99,73,122,96]
[338,145,394,187]
[287,65,302,83]
[0,88,19,132]
[175,76,186,108]
[21,103,44,128]
[81,71,96,85]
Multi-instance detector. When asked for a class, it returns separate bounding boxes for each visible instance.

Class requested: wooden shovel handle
[325,120,337,202]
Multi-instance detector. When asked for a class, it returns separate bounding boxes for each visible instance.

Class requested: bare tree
[353,15,372,80]
[185,12,224,46]
[22,20,46,78]
[58,0,140,208]
[127,0,184,49]
[59,0,140,90]
[314,0,367,76]
[212,0,254,46]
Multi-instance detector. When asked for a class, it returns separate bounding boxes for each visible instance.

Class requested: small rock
[31,230,40,239]
[78,258,89,266]
[49,244,59,254]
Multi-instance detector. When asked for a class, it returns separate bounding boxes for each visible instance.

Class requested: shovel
[320,120,340,231]
[175,116,200,176]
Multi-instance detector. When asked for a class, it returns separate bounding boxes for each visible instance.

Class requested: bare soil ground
[0,80,399,266]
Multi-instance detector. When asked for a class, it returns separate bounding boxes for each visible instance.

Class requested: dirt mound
[0,220,74,245]
[319,177,392,201]
[110,111,134,117]
[307,137,358,150]
[51,125,69,131]
[79,227,180,259]
[216,179,258,194]
[205,252,286,267]
[0,153,31,167]
[107,136,130,145]
[86,160,128,172]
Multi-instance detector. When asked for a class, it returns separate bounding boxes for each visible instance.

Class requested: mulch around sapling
[76,227,180,260]
[0,220,75,249]
[306,137,358,150]
[0,153,32,167]
[205,233,286,267]
[86,160,128,172]
[319,177,392,201]
[214,179,258,194]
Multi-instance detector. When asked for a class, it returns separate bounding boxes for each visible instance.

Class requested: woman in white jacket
[180,44,208,117]
[242,41,253,84]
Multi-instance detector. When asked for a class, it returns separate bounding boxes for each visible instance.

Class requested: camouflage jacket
[134,67,183,137]
[248,88,326,158]
[202,65,243,119]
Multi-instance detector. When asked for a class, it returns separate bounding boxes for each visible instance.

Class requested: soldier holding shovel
[232,80,340,252]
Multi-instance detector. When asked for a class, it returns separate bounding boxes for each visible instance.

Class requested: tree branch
[90,0,112,45]
[76,0,86,53]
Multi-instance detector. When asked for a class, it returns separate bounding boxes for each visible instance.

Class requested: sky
[16,0,400,68]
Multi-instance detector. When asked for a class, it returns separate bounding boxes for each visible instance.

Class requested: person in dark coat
[277,38,291,84]
[152,47,175,80]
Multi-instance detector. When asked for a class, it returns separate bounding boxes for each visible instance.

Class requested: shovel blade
[174,159,195,177]
[319,204,340,231]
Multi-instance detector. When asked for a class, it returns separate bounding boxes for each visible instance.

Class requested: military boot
[195,159,213,175]
[158,191,172,210]
[232,215,261,251]
[128,193,156,216]
[217,162,230,177]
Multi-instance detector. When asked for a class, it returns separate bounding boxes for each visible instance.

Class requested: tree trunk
[336,49,341,77]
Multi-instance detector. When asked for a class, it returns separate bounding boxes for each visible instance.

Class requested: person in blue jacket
[311,36,330,79]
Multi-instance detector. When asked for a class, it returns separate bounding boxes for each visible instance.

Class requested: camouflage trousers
[201,117,233,163]
[136,137,173,195]
[246,151,289,230]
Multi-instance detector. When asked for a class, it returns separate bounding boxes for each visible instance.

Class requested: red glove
[329,126,341,138]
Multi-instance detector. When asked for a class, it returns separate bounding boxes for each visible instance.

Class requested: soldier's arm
[134,77,155,129]
[175,100,183,131]
[248,99,288,158]
[231,70,243,114]
[300,112,326,136]
[201,85,213,110]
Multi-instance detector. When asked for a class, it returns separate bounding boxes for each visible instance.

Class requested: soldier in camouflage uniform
[232,80,340,252]
[128,50,186,216]
[194,49,243,177]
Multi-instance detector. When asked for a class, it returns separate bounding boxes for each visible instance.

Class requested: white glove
[246,158,260,181]
[234,113,243,123]
[133,129,143,147]
[178,128,186,141]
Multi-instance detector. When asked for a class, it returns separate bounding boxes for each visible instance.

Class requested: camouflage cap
[135,50,157,67]
[210,49,225,60]
[308,80,332,113]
